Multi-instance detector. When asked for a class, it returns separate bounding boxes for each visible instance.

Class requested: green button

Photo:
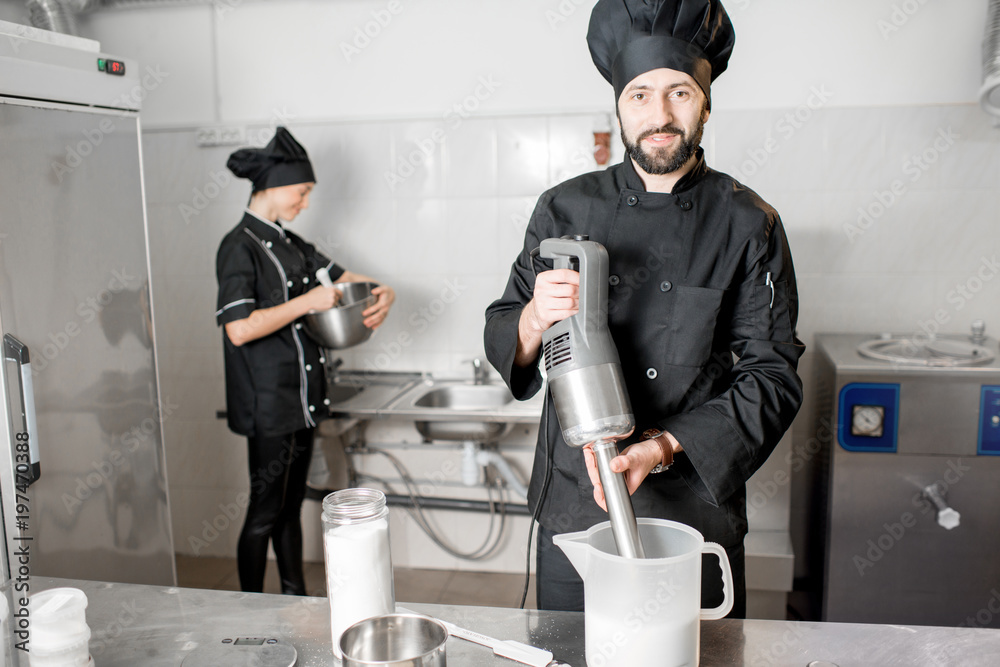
[97,58,106,71]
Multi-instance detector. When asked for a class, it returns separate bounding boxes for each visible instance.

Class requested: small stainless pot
[339,613,448,667]
[303,281,378,349]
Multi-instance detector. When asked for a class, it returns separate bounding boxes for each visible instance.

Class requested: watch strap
[642,428,674,474]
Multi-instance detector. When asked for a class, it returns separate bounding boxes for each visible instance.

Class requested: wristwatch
[642,428,674,474]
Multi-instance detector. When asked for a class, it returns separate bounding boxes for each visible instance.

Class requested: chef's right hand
[303,285,342,311]
[522,269,579,334]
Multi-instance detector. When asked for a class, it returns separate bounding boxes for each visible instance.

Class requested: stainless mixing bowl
[339,613,448,667]
[303,281,378,349]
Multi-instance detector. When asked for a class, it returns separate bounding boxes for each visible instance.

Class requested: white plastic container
[28,588,92,667]
[322,488,395,659]
[555,518,734,667]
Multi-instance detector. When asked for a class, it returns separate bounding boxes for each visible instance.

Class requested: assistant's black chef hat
[227,126,316,192]
[588,0,735,108]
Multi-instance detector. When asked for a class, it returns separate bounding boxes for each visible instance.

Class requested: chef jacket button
[324,398,331,406]
[295,323,303,330]
[319,356,326,364]
[284,237,291,243]
[287,280,294,287]
[265,241,273,248]
[609,275,620,286]
[303,277,310,284]
[679,201,692,211]
[306,364,312,371]
[646,368,658,380]
[309,405,316,412]
[627,195,639,207]
[660,281,672,292]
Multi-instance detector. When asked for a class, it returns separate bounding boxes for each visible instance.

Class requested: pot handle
[700,541,734,620]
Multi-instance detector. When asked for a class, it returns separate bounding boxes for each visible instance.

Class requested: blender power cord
[362,448,509,561]
[519,399,552,610]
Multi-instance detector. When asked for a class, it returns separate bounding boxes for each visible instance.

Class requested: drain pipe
[461,441,529,499]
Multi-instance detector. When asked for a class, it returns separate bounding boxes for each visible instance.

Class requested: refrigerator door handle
[3,334,41,486]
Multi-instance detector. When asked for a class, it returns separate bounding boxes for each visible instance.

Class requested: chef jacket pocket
[660,285,725,368]
[754,279,794,342]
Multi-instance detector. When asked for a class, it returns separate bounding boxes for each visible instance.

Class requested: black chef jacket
[216,210,345,438]
[484,150,804,550]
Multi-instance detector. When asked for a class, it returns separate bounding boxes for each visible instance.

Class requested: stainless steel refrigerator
[0,20,176,603]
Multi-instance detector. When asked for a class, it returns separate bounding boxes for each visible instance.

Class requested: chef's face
[268,182,314,221]
[617,68,709,176]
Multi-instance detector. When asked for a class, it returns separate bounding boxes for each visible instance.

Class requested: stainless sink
[411,383,516,442]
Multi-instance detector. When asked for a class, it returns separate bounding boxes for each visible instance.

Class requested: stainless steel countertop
[326,371,544,424]
[31,577,1000,666]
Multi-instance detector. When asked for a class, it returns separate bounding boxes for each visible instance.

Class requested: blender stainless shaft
[592,439,645,559]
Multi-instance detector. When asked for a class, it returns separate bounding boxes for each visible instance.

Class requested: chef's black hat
[227,126,316,192]
[588,0,735,108]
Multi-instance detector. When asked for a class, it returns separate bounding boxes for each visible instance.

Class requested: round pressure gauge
[850,405,885,438]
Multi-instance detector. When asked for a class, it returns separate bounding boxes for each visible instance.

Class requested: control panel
[837,383,899,452]
[979,386,1000,455]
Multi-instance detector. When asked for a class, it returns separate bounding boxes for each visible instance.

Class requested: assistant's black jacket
[484,150,804,549]
[216,211,344,438]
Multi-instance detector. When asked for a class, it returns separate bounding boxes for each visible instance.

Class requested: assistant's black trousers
[238,428,314,595]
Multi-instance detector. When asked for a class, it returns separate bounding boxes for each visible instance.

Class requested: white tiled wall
[144,103,1000,570]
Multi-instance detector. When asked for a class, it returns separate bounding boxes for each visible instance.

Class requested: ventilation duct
[26,0,77,34]
[983,0,1000,117]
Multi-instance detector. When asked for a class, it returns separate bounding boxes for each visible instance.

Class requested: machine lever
[922,482,960,530]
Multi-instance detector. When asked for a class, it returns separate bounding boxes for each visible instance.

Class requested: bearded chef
[484,0,804,615]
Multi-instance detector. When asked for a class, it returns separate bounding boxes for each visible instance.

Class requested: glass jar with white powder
[322,488,395,659]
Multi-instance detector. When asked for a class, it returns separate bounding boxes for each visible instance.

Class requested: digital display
[97,58,126,76]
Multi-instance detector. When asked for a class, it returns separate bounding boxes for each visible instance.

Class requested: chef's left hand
[362,285,395,329]
[582,438,663,512]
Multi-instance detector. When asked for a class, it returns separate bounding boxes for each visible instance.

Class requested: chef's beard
[622,117,704,175]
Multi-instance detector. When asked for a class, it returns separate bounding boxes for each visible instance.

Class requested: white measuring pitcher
[554,518,733,667]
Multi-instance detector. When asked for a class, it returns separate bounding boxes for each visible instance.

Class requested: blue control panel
[978,386,1000,456]
[837,383,899,453]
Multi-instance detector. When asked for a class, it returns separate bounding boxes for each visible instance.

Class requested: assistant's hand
[362,285,395,329]
[304,285,342,311]
[522,269,580,335]
[582,438,664,512]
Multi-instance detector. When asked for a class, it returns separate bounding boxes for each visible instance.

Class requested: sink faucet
[469,358,488,385]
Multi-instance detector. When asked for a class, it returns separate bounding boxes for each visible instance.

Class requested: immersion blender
[539,236,645,559]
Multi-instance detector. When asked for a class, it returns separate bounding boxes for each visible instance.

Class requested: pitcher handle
[700,541,734,620]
